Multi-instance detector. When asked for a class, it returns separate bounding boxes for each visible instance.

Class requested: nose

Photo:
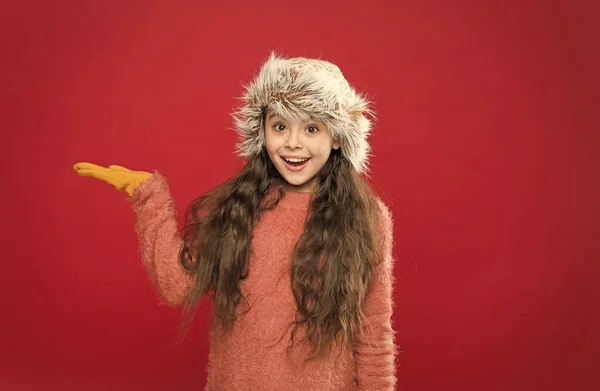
[284,129,302,149]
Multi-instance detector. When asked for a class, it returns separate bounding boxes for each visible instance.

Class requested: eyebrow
[267,113,320,124]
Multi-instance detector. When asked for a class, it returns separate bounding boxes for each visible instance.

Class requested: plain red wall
[1,0,598,390]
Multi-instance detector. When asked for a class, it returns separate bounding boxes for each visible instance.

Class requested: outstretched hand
[73,162,152,197]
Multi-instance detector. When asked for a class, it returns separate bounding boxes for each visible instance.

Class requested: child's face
[264,110,340,193]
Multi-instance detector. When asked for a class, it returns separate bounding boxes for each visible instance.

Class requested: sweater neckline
[271,188,313,211]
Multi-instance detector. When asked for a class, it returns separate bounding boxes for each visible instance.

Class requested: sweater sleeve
[354,200,398,390]
[129,172,193,307]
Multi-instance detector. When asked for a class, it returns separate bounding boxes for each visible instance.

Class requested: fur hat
[231,52,374,174]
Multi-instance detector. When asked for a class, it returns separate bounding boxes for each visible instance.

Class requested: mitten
[73,162,152,197]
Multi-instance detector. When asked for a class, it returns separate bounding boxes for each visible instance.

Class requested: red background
[1,0,598,390]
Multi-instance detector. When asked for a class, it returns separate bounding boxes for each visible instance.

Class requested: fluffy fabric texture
[130,173,397,390]
[232,52,375,174]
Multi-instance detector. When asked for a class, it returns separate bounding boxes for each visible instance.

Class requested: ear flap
[350,110,364,120]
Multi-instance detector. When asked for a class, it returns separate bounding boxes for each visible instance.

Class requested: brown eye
[306,125,319,134]
[273,123,285,131]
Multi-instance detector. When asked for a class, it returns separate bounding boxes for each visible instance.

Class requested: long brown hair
[178,147,383,359]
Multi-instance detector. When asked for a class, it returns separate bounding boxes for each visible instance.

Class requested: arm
[130,172,194,307]
[354,200,398,390]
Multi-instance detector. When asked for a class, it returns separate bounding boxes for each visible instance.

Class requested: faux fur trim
[231,51,375,174]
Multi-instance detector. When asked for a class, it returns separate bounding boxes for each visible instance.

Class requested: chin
[272,158,319,190]
[284,175,318,191]
[283,177,308,187]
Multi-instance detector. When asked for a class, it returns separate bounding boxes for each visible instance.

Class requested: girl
[74,52,397,390]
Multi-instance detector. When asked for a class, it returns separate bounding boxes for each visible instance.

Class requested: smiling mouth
[281,156,310,171]
[282,157,310,166]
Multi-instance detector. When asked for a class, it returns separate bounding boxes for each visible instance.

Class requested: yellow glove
[73,162,152,197]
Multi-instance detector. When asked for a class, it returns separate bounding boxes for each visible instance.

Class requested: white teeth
[284,157,308,163]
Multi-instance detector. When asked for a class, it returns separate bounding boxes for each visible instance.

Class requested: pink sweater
[131,173,397,390]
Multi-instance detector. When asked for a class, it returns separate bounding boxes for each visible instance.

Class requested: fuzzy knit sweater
[130,173,397,390]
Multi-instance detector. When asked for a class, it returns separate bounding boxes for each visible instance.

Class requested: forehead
[265,109,324,124]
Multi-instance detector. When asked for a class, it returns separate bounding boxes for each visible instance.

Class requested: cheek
[267,143,280,158]
[313,141,334,158]
[264,131,276,153]
[319,150,332,162]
